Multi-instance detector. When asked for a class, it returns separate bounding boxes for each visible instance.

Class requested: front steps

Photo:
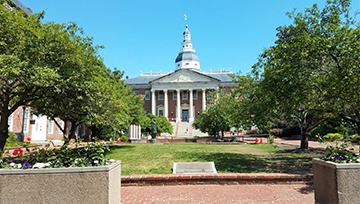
[162,121,207,138]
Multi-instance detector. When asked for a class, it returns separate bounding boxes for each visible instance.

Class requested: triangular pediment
[150,69,219,84]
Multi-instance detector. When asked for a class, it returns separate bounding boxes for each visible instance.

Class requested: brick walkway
[274,138,326,149]
[122,184,314,204]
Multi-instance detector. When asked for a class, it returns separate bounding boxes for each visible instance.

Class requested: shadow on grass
[174,152,313,175]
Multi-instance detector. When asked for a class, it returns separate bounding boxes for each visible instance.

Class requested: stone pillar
[164,90,168,119]
[176,89,181,122]
[202,89,206,111]
[189,89,194,123]
[151,89,156,115]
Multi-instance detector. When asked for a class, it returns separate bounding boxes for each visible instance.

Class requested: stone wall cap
[313,158,360,169]
[0,160,120,175]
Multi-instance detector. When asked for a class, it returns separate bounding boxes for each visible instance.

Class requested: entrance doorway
[181,109,189,122]
[31,115,47,143]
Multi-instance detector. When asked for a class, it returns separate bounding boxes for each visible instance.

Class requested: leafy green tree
[193,92,234,138]
[140,114,173,135]
[251,0,359,149]
[0,6,60,151]
[31,22,108,140]
[87,70,144,140]
[232,75,274,132]
[0,5,144,151]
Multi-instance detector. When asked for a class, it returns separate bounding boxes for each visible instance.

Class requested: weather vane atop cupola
[184,14,188,27]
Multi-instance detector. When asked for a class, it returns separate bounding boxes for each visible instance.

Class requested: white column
[176,89,181,122]
[189,89,194,123]
[151,89,156,115]
[202,89,206,111]
[164,90,168,119]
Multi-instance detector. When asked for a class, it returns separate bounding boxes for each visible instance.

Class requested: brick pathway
[274,138,325,149]
[122,184,314,204]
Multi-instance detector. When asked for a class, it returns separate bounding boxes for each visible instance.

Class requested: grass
[108,143,322,175]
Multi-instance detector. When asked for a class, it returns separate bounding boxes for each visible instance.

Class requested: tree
[251,0,359,149]
[193,92,234,138]
[140,114,173,135]
[0,5,144,151]
[86,70,145,140]
[232,75,275,132]
[0,7,60,151]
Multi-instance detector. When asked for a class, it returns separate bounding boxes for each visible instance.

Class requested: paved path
[122,184,314,204]
[274,138,325,149]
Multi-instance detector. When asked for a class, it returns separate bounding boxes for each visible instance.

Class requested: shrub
[120,135,129,143]
[7,132,17,142]
[323,144,360,163]
[0,142,110,169]
[319,133,360,163]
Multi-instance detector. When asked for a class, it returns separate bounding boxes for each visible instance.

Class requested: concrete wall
[0,161,121,204]
[313,158,360,204]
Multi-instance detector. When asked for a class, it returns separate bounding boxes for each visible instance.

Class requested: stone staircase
[170,122,207,138]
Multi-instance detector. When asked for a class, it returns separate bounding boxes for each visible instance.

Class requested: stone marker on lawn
[173,162,217,174]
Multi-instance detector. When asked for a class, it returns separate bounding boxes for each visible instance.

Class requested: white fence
[128,124,142,141]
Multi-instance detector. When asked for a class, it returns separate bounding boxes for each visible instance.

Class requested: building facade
[126,23,237,132]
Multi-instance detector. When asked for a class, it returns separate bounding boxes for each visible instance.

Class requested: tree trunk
[68,121,78,140]
[300,129,309,149]
[0,111,9,152]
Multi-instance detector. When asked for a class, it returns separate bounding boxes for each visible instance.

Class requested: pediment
[151,69,219,84]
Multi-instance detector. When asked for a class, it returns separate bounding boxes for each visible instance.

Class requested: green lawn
[108,143,322,175]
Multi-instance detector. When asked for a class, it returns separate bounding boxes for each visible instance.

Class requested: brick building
[126,23,237,137]
[8,107,64,144]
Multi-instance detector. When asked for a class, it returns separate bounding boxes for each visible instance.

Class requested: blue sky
[24,0,358,77]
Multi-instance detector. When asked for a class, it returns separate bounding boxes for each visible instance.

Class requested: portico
[151,88,209,123]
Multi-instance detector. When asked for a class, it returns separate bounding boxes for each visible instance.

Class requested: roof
[125,75,161,85]
[126,70,234,85]
[8,0,32,15]
[205,72,234,82]
[175,51,200,63]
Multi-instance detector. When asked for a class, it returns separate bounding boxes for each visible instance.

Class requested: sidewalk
[274,138,326,149]
[122,183,314,204]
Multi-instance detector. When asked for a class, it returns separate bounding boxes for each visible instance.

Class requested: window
[173,92,177,100]
[47,118,54,134]
[158,92,164,100]
[185,63,189,65]
[182,91,188,100]
[193,90,197,100]
[144,91,150,100]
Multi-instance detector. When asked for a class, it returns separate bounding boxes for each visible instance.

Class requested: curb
[121,173,313,186]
